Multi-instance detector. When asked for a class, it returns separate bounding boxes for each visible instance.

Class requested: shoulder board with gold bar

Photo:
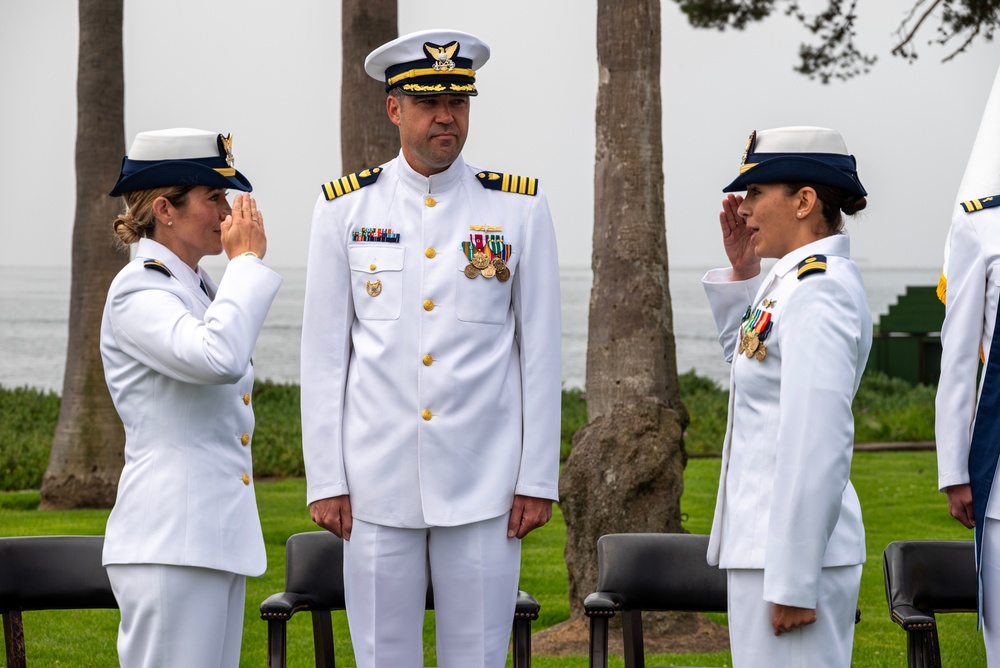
[143,259,172,277]
[476,171,538,196]
[321,167,383,201]
[960,195,1000,213]
[797,254,827,280]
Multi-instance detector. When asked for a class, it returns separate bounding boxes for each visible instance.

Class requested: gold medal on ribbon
[496,265,511,282]
[754,343,767,362]
[366,279,382,297]
[738,333,748,355]
[464,264,479,279]
[472,251,490,270]
[481,263,497,279]
[745,334,759,356]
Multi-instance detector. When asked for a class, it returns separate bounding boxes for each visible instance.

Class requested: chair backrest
[283,531,439,610]
[595,533,727,612]
[883,540,977,615]
[283,530,347,610]
[0,535,116,612]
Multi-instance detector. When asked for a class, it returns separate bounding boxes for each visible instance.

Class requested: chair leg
[267,619,287,668]
[3,611,27,668]
[907,628,942,668]
[621,610,645,668]
[311,610,335,668]
[511,618,532,668]
[588,616,610,668]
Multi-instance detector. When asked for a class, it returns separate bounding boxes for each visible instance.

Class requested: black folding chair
[0,535,117,668]
[260,530,540,667]
[883,539,978,668]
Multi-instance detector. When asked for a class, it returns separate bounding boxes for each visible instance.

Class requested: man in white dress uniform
[300,29,561,668]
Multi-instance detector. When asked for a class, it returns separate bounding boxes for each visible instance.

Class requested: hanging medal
[461,231,514,280]
[738,306,773,362]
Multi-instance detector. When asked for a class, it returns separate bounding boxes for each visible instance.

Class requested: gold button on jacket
[423,299,435,311]
[425,197,436,207]
[422,354,433,366]
[241,433,250,446]
[421,409,433,421]
[425,248,436,259]
[243,393,251,405]
[241,473,251,485]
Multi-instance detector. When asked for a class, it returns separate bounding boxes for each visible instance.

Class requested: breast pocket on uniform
[454,253,514,325]
[348,245,405,320]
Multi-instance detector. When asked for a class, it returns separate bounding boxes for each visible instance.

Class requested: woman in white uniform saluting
[702,126,871,667]
[101,128,282,668]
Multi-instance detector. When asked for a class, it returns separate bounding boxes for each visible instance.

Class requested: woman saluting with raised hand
[702,126,871,667]
[101,128,281,668]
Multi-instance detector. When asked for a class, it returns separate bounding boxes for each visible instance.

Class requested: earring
[796,213,803,218]
[167,221,173,226]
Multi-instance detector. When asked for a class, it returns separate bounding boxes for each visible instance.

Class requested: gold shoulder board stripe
[476,171,538,196]
[961,195,1000,213]
[143,259,172,277]
[797,254,827,280]
[321,167,383,201]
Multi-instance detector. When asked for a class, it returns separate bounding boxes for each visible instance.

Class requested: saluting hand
[222,193,268,260]
[719,193,760,281]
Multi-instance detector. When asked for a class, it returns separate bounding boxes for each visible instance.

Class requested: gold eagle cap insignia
[424,41,459,71]
[220,133,235,167]
[740,130,756,166]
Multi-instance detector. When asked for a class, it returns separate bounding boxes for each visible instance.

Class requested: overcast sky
[2,1,998,272]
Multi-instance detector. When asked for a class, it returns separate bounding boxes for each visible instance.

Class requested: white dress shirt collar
[396,150,466,195]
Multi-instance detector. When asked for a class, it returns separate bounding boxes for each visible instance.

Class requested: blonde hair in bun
[112,185,194,249]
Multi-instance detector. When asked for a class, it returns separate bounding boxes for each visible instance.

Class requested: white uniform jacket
[101,238,282,577]
[937,203,1000,522]
[301,153,561,528]
[702,234,870,609]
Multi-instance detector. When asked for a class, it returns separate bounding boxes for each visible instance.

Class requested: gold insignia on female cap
[221,134,234,167]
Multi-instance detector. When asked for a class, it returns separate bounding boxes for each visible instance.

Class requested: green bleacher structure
[869,286,944,386]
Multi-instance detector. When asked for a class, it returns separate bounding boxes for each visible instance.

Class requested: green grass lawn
[0,451,982,667]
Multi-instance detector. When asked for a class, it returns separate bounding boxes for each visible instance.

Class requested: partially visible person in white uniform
[937,186,1000,666]
[702,126,871,667]
[300,29,561,668]
[101,128,282,668]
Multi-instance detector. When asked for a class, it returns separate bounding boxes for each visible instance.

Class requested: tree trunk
[39,0,127,510]
[340,0,398,174]
[559,0,689,617]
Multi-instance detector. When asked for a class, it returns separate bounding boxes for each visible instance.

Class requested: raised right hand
[222,192,268,260]
[719,193,760,280]
[310,495,353,540]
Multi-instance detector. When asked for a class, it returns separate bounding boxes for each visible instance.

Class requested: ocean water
[0,264,939,393]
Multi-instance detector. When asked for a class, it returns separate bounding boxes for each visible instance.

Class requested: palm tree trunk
[340,0,398,173]
[559,0,688,616]
[39,0,127,510]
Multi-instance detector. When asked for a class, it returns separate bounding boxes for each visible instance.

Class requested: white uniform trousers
[983,518,1000,664]
[106,563,246,668]
[343,514,521,668]
[726,565,862,668]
